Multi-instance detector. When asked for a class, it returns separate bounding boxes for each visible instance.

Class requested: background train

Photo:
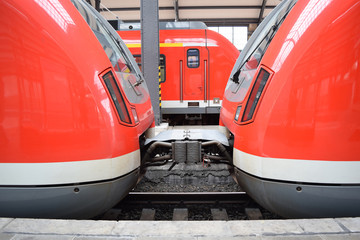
[220,0,360,218]
[117,22,239,124]
[0,0,153,219]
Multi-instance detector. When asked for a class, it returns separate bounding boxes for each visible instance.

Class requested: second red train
[117,22,240,124]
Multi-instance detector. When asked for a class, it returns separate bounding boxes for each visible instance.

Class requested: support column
[141,0,161,125]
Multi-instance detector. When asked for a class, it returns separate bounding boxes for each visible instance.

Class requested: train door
[183,47,209,106]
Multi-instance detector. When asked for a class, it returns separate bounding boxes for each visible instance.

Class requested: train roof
[111,20,207,31]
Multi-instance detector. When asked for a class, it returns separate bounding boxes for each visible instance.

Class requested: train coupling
[141,129,233,169]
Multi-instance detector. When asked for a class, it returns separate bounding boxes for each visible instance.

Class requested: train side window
[159,54,166,83]
[187,49,199,68]
[102,70,132,124]
[242,68,270,122]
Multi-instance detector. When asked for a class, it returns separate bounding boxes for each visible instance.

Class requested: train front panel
[0,0,153,219]
[220,0,360,218]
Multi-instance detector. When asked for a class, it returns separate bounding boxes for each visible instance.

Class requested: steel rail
[119,191,249,205]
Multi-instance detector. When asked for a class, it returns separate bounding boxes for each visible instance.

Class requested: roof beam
[258,0,267,24]
[119,18,259,27]
[87,0,101,12]
[192,18,259,26]
[95,0,101,12]
[174,0,179,21]
[100,5,277,12]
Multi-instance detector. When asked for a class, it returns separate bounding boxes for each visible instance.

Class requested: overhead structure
[258,0,268,24]
[98,0,281,27]
[140,0,161,125]
[174,0,179,21]
[85,0,100,11]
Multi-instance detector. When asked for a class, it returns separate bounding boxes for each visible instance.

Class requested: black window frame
[102,70,132,124]
[241,68,271,123]
[187,49,200,68]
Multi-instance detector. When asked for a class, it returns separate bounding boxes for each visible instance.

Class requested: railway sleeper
[141,129,233,170]
[101,207,233,221]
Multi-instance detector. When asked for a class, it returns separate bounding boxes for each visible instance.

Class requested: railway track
[97,192,281,221]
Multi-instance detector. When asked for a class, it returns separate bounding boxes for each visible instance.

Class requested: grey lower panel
[0,169,139,219]
[205,107,221,114]
[234,168,360,219]
[161,106,221,114]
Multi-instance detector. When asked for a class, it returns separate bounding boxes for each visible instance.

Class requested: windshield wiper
[133,73,144,87]
[128,74,143,96]
[230,24,278,84]
[231,58,249,83]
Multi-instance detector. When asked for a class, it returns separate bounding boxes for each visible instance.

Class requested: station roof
[94,0,282,27]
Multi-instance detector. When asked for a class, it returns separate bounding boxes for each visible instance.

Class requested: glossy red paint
[0,0,153,164]
[221,0,360,161]
[220,0,360,219]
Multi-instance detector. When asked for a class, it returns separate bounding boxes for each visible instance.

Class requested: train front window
[231,0,297,82]
[159,55,166,83]
[72,0,134,73]
[102,71,132,124]
[133,55,142,71]
[132,54,166,83]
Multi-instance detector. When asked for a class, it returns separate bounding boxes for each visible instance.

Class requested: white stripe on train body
[0,150,140,186]
[233,148,360,184]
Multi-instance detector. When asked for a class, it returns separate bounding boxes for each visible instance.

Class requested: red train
[220,0,360,218]
[0,0,153,218]
[118,22,239,124]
